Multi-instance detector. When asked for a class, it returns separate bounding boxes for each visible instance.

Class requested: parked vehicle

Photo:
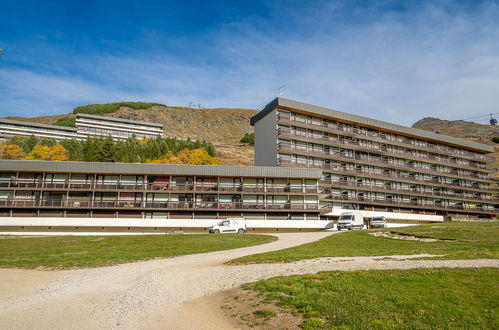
[209,218,247,234]
[337,211,364,230]
[370,216,387,228]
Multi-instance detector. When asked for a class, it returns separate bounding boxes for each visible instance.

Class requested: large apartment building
[251,98,497,221]
[0,114,164,141]
[0,118,81,140]
[75,113,164,140]
[0,160,322,233]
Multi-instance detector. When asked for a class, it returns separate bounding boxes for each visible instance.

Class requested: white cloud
[1,1,499,126]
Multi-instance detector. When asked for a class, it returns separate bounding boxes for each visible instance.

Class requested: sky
[0,0,498,125]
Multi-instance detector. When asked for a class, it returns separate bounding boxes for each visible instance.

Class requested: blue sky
[1,0,498,125]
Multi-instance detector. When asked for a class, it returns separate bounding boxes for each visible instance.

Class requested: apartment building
[0,118,81,141]
[0,114,164,142]
[0,160,322,233]
[251,98,497,221]
[75,113,164,140]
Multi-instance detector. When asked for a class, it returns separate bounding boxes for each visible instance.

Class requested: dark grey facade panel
[250,98,494,153]
[76,113,164,128]
[0,118,78,132]
[0,160,322,179]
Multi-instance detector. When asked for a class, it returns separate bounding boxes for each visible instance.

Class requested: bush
[492,136,499,143]
[54,116,76,127]
[73,102,166,115]
[240,133,254,146]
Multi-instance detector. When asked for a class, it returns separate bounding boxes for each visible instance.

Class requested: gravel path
[0,231,497,330]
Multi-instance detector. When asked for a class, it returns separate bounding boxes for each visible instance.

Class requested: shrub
[54,116,76,127]
[73,102,166,115]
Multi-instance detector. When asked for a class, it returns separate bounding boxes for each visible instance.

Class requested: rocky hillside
[412,117,498,146]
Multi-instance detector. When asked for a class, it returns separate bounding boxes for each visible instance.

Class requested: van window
[339,215,353,220]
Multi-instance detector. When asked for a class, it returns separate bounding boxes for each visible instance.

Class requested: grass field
[0,234,276,269]
[232,222,499,263]
[245,268,498,329]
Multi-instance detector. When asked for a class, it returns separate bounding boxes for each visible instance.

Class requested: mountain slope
[412,117,498,146]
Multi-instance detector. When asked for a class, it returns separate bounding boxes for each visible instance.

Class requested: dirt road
[0,231,497,330]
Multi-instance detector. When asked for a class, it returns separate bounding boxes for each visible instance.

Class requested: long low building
[251,98,498,220]
[0,160,324,234]
[0,113,164,141]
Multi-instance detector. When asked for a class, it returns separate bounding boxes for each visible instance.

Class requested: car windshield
[339,215,353,221]
[372,217,384,222]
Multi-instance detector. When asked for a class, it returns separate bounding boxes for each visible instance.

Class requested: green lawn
[0,234,276,269]
[232,222,499,263]
[246,268,498,329]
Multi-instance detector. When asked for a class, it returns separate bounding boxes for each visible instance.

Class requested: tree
[177,148,221,165]
[60,139,84,161]
[24,145,52,160]
[0,145,25,159]
[98,136,115,162]
[240,133,254,146]
[19,135,39,153]
[49,144,69,161]
[148,151,182,164]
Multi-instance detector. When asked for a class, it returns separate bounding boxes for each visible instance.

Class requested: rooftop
[0,118,78,132]
[76,113,164,128]
[0,160,323,179]
[250,98,494,153]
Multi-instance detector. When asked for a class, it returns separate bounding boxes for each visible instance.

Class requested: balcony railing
[277,114,496,163]
[278,143,490,180]
[0,180,319,194]
[279,158,496,192]
[319,179,492,201]
[326,195,495,213]
[0,199,320,211]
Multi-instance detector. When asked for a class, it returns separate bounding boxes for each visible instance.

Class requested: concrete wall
[254,109,278,166]
[0,217,334,235]
[325,208,444,222]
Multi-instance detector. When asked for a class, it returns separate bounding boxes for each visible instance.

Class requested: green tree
[240,133,254,146]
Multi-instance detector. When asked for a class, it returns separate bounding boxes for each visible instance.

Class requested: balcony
[278,143,490,181]
[0,199,320,211]
[277,114,495,163]
[277,128,494,175]
[1,180,319,194]
[320,179,492,201]
[326,195,496,214]
[279,158,496,192]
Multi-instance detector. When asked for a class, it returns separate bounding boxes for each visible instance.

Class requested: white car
[370,216,387,228]
[209,218,247,234]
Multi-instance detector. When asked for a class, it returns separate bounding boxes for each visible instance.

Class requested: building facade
[0,119,81,140]
[251,98,497,220]
[0,160,321,224]
[0,114,164,141]
[75,113,164,140]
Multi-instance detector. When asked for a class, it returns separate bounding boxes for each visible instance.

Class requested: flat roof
[250,98,494,153]
[0,118,78,132]
[0,160,322,179]
[76,113,164,128]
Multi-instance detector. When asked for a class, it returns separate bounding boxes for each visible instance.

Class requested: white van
[209,218,247,234]
[337,211,364,230]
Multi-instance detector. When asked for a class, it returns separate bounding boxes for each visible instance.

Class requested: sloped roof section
[0,160,322,179]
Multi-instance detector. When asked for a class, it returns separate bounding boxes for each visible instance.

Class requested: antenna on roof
[490,113,497,125]
[278,85,285,96]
